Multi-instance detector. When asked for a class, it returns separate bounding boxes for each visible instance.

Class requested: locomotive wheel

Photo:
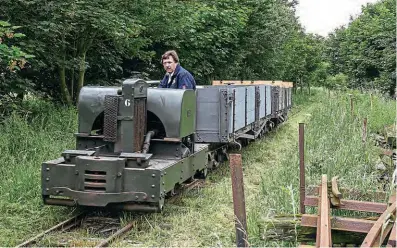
[196,168,208,179]
[166,184,181,198]
[185,175,195,183]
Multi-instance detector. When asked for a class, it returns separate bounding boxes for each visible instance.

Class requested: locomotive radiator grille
[104,95,119,142]
[84,170,106,192]
[134,98,147,152]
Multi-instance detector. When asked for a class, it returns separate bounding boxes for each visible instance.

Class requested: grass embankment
[0,101,77,246]
[0,89,395,246]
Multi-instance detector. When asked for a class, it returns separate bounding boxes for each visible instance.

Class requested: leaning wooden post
[349,94,354,120]
[229,154,249,247]
[362,118,367,143]
[299,123,306,214]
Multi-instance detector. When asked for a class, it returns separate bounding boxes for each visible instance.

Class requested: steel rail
[97,180,206,246]
[17,177,205,247]
[361,201,396,247]
[16,211,136,248]
[16,212,85,247]
[95,221,135,247]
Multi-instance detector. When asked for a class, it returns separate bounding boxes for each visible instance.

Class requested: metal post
[362,118,367,143]
[299,123,305,214]
[229,154,248,247]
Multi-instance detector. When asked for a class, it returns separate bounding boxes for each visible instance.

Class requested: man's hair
[161,50,179,64]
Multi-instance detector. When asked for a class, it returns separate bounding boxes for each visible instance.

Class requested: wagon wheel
[208,152,219,169]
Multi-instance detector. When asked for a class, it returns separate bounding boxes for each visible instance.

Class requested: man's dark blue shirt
[159,64,196,90]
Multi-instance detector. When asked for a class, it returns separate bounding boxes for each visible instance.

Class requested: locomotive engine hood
[146,88,196,138]
[77,83,196,140]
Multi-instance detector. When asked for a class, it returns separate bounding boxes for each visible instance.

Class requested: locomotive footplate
[42,144,209,212]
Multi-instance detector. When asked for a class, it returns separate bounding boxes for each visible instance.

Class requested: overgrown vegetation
[1,0,308,107]
[1,89,393,246]
[0,0,395,246]
[0,100,77,245]
[325,0,396,95]
[0,0,395,115]
[239,89,395,246]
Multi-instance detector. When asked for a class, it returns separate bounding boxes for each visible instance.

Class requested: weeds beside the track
[247,89,395,246]
[0,89,395,246]
[0,100,77,246]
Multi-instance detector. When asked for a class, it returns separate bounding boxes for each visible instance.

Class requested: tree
[0,20,34,117]
[2,0,149,104]
[325,0,396,95]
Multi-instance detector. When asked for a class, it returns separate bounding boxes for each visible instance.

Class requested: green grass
[0,100,78,246]
[0,88,395,246]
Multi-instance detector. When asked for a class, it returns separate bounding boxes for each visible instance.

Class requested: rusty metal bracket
[330,176,342,207]
[304,196,388,214]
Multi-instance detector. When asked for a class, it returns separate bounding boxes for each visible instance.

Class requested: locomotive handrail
[146,80,161,86]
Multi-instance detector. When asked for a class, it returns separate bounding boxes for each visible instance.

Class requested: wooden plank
[212,80,242,85]
[301,214,376,233]
[211,80,293,88]
[212,80,271,86]
[387,222,396,247]
[254,80,277,85]
[316,175,332,248]
[259,215,369,244]
[361,201,396,247]
[304,196,388,214]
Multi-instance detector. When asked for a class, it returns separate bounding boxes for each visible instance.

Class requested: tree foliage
[0,20,35,116]
[325,0,396,95]
[0,0,394,112]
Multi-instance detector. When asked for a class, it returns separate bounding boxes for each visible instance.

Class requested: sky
[296,0,381,36]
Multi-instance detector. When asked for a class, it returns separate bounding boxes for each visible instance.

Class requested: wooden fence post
[230,154,249,247]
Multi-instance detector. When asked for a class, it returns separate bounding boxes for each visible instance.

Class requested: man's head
[161,50,179,74]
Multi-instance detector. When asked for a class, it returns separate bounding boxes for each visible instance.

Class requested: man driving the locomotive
[159,50,196,90]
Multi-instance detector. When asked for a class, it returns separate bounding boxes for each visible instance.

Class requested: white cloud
[296,0,381,36]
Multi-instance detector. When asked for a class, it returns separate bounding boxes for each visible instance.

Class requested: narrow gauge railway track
[16,212,135,247]
[17,179,204,247]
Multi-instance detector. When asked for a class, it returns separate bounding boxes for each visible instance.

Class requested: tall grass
[247,89,395,246]
[0,89,394,246]
[0,100,77,246]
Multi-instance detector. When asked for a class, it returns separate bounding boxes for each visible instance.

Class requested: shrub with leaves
[0,20,35,120]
